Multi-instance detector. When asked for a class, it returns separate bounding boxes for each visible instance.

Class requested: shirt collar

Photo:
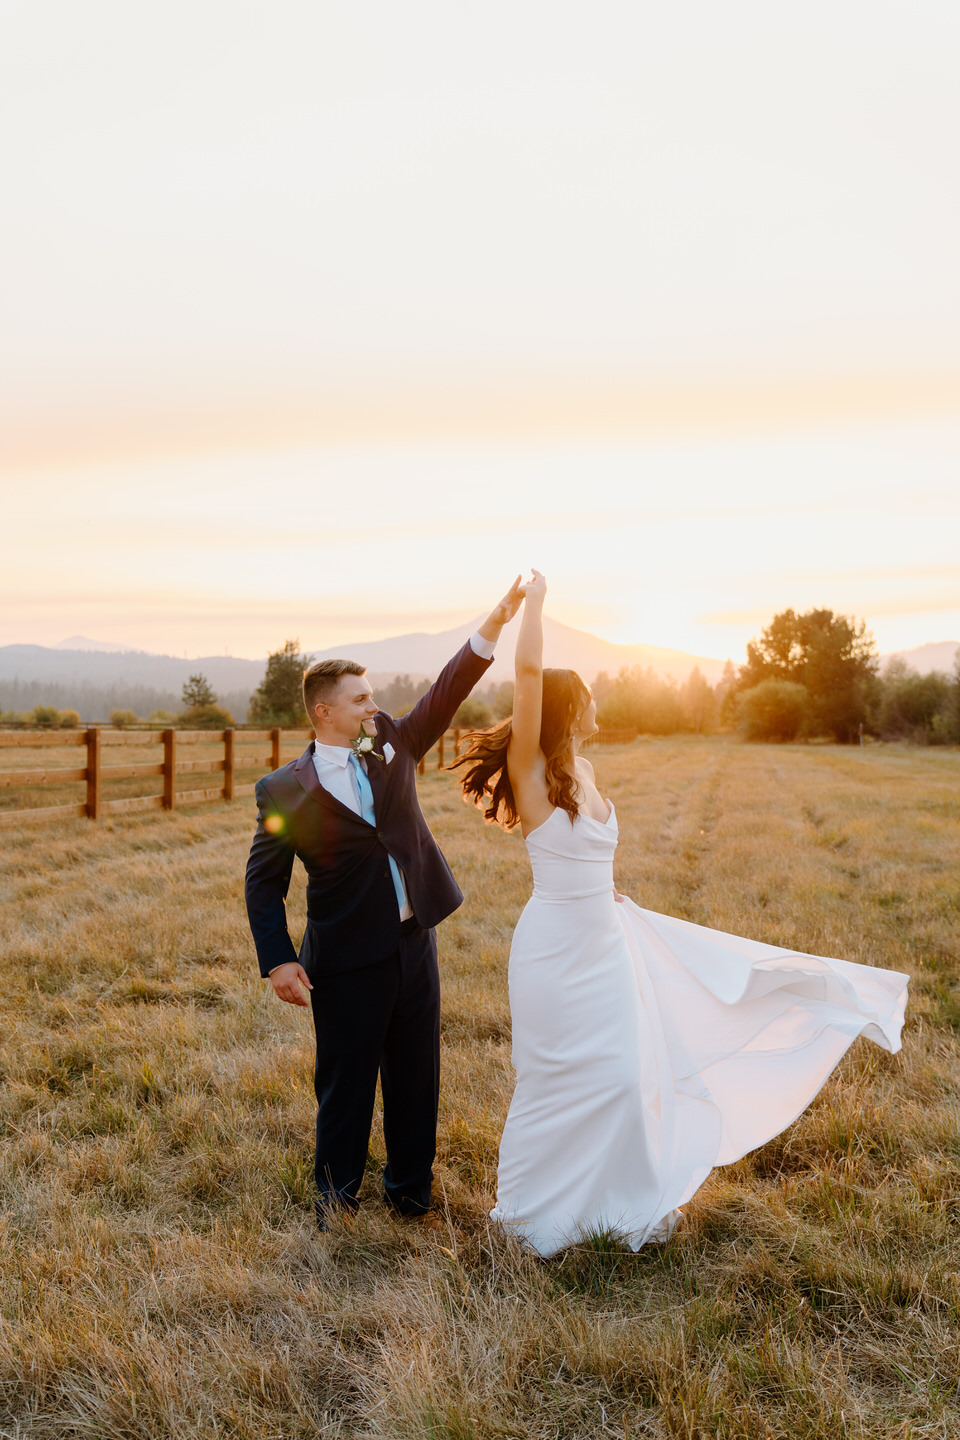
[313,739,353,768]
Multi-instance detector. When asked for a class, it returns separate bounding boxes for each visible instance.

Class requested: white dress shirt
[311,630,497,924]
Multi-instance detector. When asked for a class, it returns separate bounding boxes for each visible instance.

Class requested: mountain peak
[307,613,729,685]
[880,640,959,674]
[55,635,131,653]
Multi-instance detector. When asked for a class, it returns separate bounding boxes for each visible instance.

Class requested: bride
[452,571,909,1257]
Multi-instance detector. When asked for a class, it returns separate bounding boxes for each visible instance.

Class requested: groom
[244,579,522,1225]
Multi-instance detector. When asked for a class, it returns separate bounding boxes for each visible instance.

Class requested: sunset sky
[2,1,958,662]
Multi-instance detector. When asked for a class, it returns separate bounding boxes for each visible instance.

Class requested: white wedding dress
[491,802,908,1257]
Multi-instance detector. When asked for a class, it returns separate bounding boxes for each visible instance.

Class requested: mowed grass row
[0,738,958,1438]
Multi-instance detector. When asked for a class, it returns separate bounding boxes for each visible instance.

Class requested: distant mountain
[0,646,268,722]
[55,635,132,652]
[880,641,959,675]
[308,613,729,686]
[0,620,729,721]
[0,645,267,692]
[5,624,958,723]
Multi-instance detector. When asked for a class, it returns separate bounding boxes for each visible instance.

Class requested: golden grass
[1,737,958,1437]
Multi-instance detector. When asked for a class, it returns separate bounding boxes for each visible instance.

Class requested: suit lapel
[293,744,366,825]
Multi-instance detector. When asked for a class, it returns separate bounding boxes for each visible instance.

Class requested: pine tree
[680,666,717,734]
[248,640,311,726]
[182,673,216,708]
[716,659,739,730]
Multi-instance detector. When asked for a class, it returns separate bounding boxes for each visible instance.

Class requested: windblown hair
[449,668,592,829]
[302,658,366,719]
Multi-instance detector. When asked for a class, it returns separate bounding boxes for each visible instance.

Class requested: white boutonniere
[351,723,384,762]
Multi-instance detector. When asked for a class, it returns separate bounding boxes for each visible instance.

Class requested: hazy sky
[2,1,958,660]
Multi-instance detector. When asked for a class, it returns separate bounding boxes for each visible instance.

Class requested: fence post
[454,728,461,759]
[85,727,101,820]
[437,732,445,770]
[162,729,176,810]
[223,728,235,800]
[271,727,282,771]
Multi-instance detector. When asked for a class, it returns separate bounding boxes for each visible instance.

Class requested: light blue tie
[348,752,407,914]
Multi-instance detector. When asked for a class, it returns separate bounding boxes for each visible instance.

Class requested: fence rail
[0,722,637,828]
[583,728,638,748]
[0,725,311,828]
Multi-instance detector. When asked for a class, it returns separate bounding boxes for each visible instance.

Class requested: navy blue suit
[244,640,492,1216]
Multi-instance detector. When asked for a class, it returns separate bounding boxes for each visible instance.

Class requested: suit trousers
[306,920,440,1217]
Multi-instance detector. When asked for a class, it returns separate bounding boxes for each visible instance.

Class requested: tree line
[0,674,240,731]
[241,614,959,746]
[4,613,958,745]
[591,609,960,745]
[0,677,251,726]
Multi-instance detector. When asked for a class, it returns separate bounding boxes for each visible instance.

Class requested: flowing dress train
[490,804,908,1257]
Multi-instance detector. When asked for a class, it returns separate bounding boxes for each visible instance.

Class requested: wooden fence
[0,727,305,828]
[0,723,636,828]
[0,726,459,828]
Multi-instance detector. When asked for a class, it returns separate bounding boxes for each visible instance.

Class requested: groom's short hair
[302,658,367,717]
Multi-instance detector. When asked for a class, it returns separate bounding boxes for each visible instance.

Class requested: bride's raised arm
[507,570,546,784]
[449,569,551,832]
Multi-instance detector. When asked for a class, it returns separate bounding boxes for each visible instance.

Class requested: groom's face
[316,673,378,743]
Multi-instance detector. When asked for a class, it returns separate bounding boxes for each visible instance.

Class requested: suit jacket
[244,639,492,978]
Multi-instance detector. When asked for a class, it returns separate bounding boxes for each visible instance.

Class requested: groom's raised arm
[395,577,523,761]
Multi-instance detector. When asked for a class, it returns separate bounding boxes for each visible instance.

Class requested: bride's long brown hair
[449,668,592,829]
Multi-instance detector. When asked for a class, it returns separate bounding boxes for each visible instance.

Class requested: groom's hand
[478,575,524,642]
[269,962,313,1006]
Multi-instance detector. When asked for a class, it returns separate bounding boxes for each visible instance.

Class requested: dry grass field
[1,737,958,1438]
